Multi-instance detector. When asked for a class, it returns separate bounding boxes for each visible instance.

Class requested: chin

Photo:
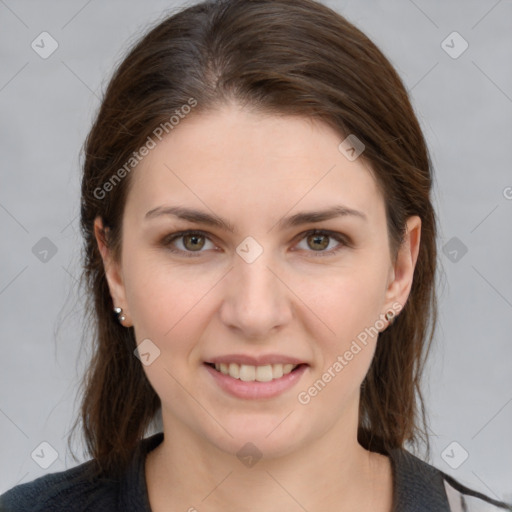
[201,413,306,461]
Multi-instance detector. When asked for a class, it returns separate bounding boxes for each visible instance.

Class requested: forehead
[126,105,384,225]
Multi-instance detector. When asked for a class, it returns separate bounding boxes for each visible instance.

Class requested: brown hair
[71,0,438,479]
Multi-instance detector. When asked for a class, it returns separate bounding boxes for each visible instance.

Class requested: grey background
[1,0,511,501]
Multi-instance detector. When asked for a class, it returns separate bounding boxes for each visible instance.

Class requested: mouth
[203,360,308,399]
[204,362,307,382]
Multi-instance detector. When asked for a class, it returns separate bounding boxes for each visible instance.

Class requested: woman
[1,0,510,510]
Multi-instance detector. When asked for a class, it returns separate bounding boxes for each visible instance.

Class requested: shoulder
[0,432,164,512]
[388,447,512,512]
[0,460,119,512]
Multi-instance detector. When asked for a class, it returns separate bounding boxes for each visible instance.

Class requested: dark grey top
[1,432,510,511]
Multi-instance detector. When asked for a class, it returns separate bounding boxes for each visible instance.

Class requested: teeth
[239,364,256,381]
[213,362,299,381]
[228,363,239,378]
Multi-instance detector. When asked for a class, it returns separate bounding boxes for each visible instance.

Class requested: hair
[71,0,438,480]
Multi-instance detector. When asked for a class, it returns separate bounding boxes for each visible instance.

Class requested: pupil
[309,234,328,250]
[185,234,204,251]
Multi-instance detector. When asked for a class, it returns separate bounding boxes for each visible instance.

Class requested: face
[95,103,420,459]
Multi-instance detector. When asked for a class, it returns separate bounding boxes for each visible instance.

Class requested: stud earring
[385,310,396,324]
[113,306,126,324]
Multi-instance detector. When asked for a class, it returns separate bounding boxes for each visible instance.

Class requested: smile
[207,362,301,382]
[203,362,308,399]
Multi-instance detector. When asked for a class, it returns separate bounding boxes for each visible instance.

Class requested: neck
[145,405,393,512]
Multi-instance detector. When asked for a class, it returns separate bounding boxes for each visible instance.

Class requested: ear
[93,216,131,326]
[382,215,422,319]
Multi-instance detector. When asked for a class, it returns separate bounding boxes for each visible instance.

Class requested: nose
[218,252,293,340]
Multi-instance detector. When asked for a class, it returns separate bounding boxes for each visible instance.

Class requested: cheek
[123,235,388,351]
[295,260,387,337]
[121,247,207,334]
[292,260,387,394]
[293,274,383,412]
[122,256,215,392]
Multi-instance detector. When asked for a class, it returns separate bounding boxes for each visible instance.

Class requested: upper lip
[205,354,308,366]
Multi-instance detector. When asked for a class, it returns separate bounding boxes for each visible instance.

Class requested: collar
[388,446,451,511]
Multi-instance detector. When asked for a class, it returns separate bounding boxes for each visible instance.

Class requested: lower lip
[203,363,308,399]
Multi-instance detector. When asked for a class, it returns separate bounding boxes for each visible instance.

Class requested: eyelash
[160,229,350,258]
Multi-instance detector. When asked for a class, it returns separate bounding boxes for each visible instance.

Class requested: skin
[95,102,421,512]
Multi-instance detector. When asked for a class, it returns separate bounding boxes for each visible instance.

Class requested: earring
[385,310,396,324]
[113,306,126,324]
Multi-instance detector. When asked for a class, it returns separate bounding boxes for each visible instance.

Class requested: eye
[160,229,349,257]
[293,229,348,256]
[161,230,216,257]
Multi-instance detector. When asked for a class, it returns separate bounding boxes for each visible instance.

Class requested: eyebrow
[144,205,367,232]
